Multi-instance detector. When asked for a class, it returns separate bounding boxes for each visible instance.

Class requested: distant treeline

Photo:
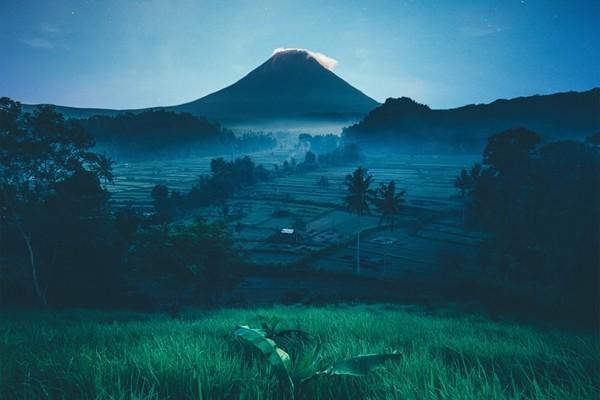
[77,110,276,159]
[151,156,271,222]
[456,129,600,325]
[296,133,340,154]
[343,89,600,152]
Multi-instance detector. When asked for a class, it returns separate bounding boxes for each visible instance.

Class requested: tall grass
[1,304,598,399]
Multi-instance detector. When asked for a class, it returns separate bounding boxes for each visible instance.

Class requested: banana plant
[233,325,295,397]
[257,315,311,349]
[233,325,402,399]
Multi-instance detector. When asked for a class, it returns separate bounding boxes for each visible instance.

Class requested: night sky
[1,0,599,109]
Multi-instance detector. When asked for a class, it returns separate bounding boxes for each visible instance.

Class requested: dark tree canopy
[375,180,405,230]
[0,98,114,306]
[464,128,600,325]
[343,166,375,217]
[482,128,541,175]
[127,218,240,303]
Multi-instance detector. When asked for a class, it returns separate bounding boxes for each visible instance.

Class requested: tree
[375,181,405,231]
[304,151,316,165]
[482,128,541,226]
[254,164,271,181]
[374,180,405,275]
[128,218,240,304]
[0,98,112,306]
[483,128,540,176]
[317,175,330,187]
[454,163,481,225]
[454,169,471,198]
[464,132,600,325]
[343,166,375,274]
[42,170,123,307]
[186,156,267,210]
[151,184,171,223]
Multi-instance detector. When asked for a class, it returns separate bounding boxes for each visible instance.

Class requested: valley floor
[110,152,485,292]
[1,305,598,399]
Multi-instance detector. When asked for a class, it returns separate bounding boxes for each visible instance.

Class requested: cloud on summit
[272,48,338,71]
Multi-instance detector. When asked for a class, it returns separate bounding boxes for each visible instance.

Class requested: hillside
[77,110,237,159]
[343,88,600,150]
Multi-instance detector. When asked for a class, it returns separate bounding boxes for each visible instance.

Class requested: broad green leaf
[233,325,272,354]
[233,325,294,394]
[269,347,291,370]
[316,353,402,378]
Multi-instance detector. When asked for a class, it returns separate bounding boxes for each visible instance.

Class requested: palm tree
[374,181,405,275]
[454,168,471,198]
[343,166,375,274]
[375,181,405,231]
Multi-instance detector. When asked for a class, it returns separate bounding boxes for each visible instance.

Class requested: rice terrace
[107,152,481,280]
[1,1,599,399]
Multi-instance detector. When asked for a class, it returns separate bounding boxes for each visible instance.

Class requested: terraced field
[107,151,482,281]
[241,154,479,211]
[107,149,292,210]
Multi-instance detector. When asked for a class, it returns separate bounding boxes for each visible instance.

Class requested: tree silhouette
[0,98,112,306]
[464,133,600,323]
[317,175,330,187]
[151,184,171,223]
[375,180,405,231]
[483,128,541,225]
[483,128,540,175]
[454,169,471,198]
[454,163,481,225]
[304,150,316,165]
[128,218,240,305]
[343,166,375,274]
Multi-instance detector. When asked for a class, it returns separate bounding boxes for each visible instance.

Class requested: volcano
[168,49,379,122]
[22,49,379,123]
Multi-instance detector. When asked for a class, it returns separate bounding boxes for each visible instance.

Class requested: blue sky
[1,0,599,109]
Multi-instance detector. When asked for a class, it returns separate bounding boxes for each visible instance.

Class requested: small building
[276,228,300,243]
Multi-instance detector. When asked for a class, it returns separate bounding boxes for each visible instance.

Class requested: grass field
[1,305,598,399]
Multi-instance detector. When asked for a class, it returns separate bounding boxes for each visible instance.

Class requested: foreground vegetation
[1,305,598,399]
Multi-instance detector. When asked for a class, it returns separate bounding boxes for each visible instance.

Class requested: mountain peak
[270,48,338,71]
[170,49,379,121]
